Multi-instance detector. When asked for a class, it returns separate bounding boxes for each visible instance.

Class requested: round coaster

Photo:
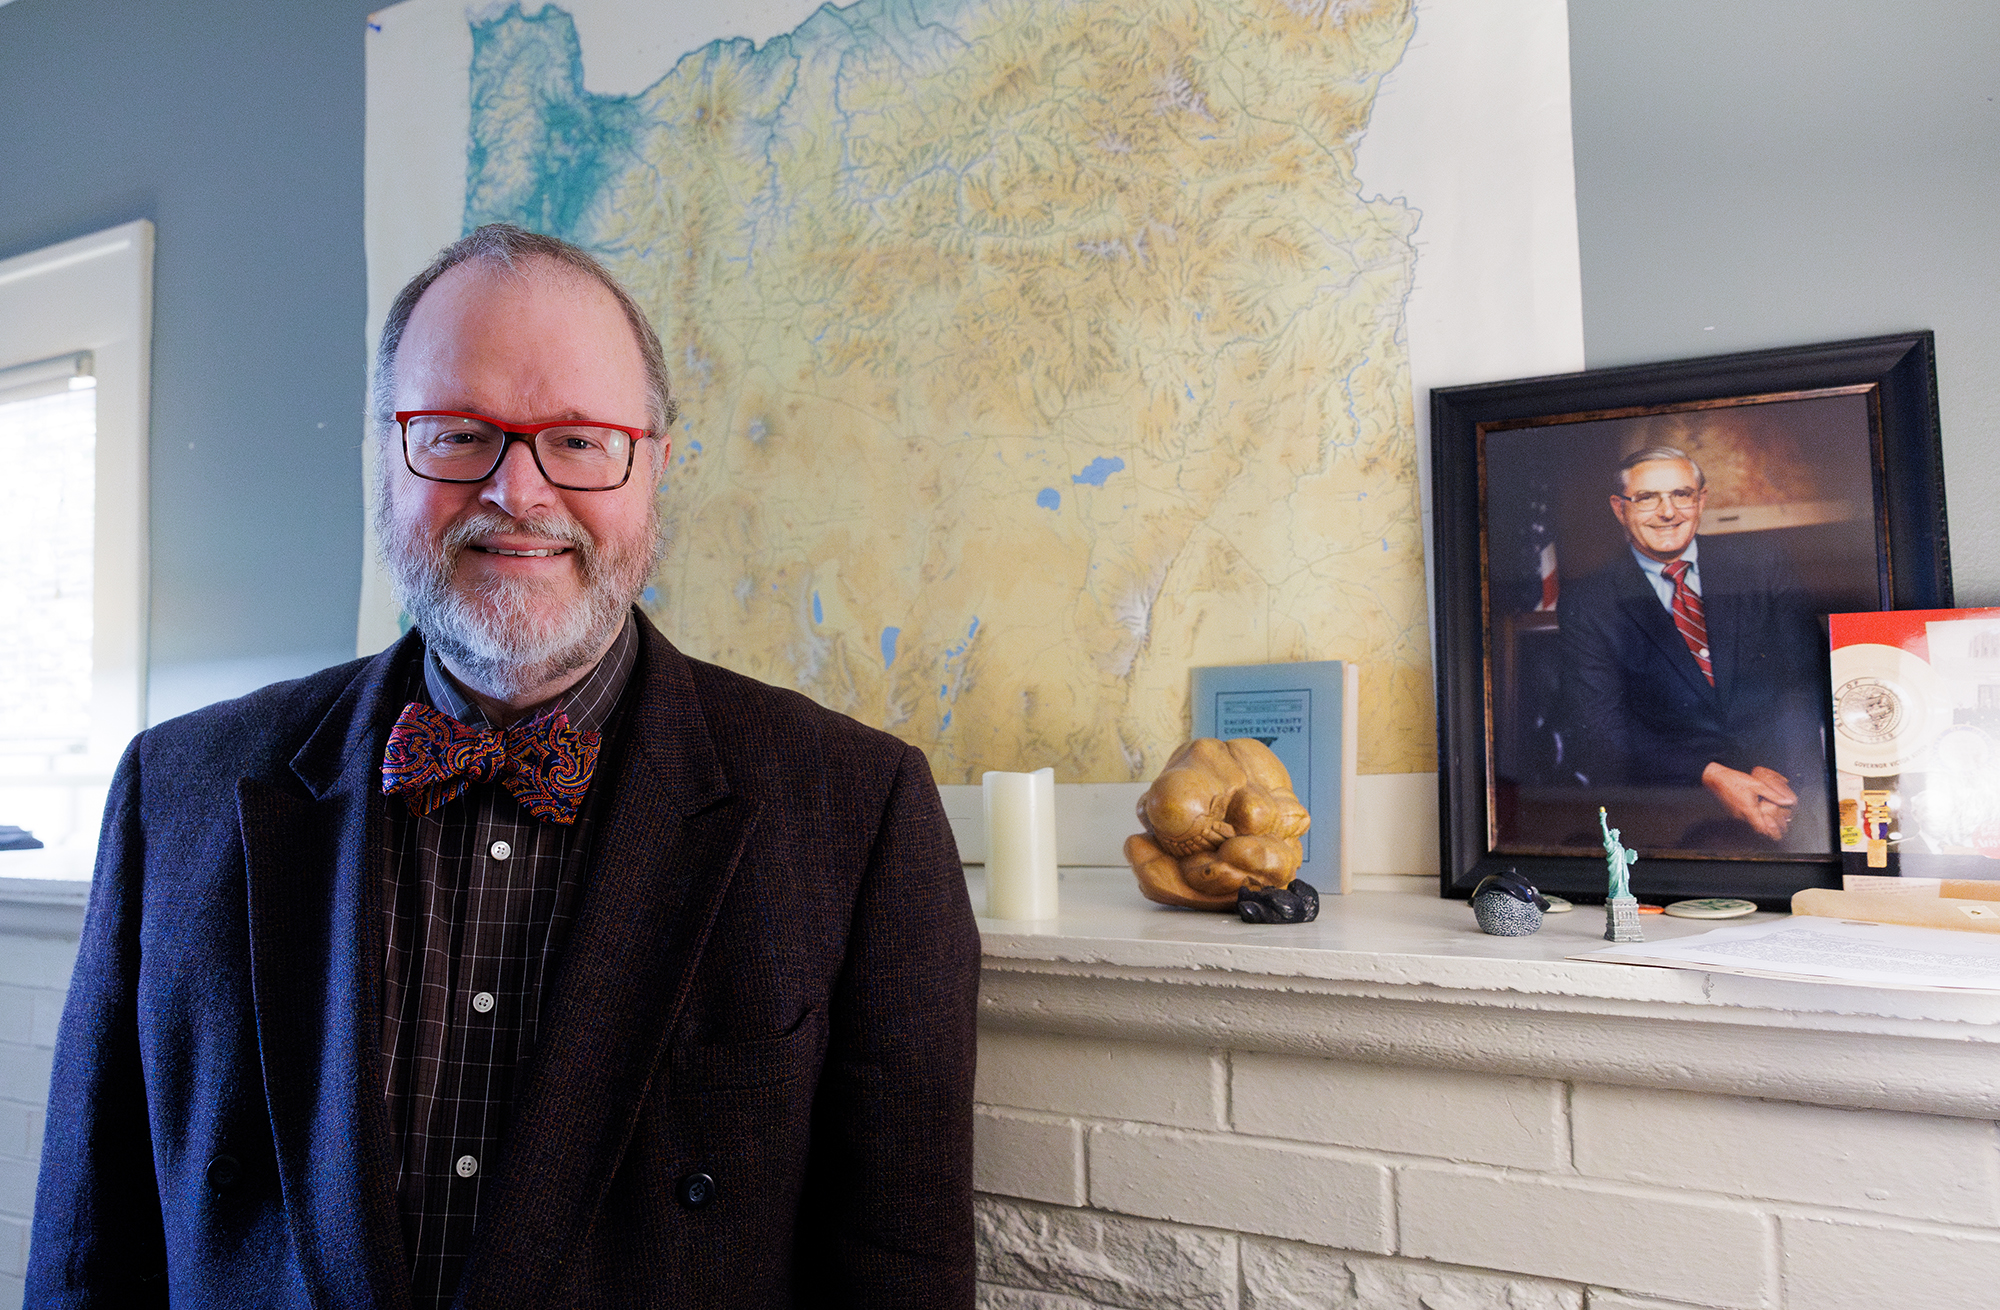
[1542,895,1573,913]
[1663,898,1758,920]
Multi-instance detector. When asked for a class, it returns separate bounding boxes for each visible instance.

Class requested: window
[0,222,152,881]
[2,353,98,752]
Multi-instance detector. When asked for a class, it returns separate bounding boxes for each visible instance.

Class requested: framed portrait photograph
[1432,333,1950,905]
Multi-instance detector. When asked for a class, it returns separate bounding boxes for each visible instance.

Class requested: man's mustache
[436,510,597,562]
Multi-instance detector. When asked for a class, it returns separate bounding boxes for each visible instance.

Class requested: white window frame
[0,220,152,882]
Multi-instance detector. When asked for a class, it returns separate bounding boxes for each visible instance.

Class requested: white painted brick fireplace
[968,870,2000,1310]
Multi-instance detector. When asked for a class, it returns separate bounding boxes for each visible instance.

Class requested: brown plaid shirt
[378,615,638,1307]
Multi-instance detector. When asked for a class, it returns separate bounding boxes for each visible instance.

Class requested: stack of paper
[1573,917,2000,992]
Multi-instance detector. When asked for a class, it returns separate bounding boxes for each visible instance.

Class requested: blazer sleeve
[27,733,171,1307]
[794,743,980,1308]
[1557,580,1640,787]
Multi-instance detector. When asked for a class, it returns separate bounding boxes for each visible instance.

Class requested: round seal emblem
[1829,642,1946,775]
[1834,676,1904,745]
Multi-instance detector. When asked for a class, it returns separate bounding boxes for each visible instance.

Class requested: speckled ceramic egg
[1469,870,1549,937]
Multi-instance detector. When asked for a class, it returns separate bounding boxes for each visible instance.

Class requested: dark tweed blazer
[28,611,979,1308]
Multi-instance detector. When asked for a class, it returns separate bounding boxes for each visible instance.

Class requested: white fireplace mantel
[972,870,2000,1121]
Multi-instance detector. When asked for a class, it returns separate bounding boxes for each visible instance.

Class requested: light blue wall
[1568,0,2000,601]
[0,0,377,724]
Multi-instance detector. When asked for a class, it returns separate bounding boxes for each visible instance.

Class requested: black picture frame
[1432,333,1950,907]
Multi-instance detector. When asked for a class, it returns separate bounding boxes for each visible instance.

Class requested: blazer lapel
[240,635,421,1310]
[1612,552,1717,702]
[456,619,760,1307]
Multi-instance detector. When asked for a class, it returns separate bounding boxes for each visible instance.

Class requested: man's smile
[458,528,586,565]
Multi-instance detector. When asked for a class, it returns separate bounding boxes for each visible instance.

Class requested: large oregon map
[457,0,1430,782]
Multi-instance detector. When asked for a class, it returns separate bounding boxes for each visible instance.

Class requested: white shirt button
[455,1155,479,1178]
[1698,648,1709,659]
[489,840,512,860]
[471,991,495,1014]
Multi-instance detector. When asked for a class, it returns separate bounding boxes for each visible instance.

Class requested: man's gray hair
[1615,445,1705,495]
[370,223,677,437]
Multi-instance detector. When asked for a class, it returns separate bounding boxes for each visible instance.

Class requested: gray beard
[380,501,662,701]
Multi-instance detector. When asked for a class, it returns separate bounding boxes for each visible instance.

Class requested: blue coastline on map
[465,0,983,241]
[464,6,644,236]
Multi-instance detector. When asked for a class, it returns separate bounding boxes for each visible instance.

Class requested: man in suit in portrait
[29,225,980,1308]
[1558,446,1827,851]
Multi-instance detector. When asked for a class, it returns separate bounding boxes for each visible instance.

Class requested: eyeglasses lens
[1626,489,1697,510]
[404,414,632,490]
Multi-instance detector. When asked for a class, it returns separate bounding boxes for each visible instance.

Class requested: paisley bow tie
[381,701,601,824]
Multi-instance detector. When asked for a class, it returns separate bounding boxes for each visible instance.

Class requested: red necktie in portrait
[1661,559,1713,686]
[381,701,601,823]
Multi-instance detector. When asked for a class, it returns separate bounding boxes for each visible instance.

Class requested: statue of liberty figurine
[1599,807,1643,942]
[1599,807,1637,896]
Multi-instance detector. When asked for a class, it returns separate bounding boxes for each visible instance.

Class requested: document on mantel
[1572,916,2000,993]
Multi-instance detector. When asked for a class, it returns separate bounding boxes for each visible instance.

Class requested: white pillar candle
[982,767,1058,920]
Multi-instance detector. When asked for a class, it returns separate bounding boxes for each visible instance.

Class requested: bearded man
[29,226,980,1309]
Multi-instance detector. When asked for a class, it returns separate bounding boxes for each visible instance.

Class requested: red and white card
[1830,608,2000,878]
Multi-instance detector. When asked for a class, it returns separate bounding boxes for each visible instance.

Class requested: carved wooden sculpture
[1125,738,1311,910]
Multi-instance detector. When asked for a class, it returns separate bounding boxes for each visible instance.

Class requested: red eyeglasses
[395,410,657,491]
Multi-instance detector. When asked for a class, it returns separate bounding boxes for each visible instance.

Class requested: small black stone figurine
[1470,869,1549,936]
[1237,880,1320,923]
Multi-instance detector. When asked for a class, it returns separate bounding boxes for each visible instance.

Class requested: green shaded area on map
[465,0,1431,781]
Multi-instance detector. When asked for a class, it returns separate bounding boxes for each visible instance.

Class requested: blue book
[1191,660,1357,893]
